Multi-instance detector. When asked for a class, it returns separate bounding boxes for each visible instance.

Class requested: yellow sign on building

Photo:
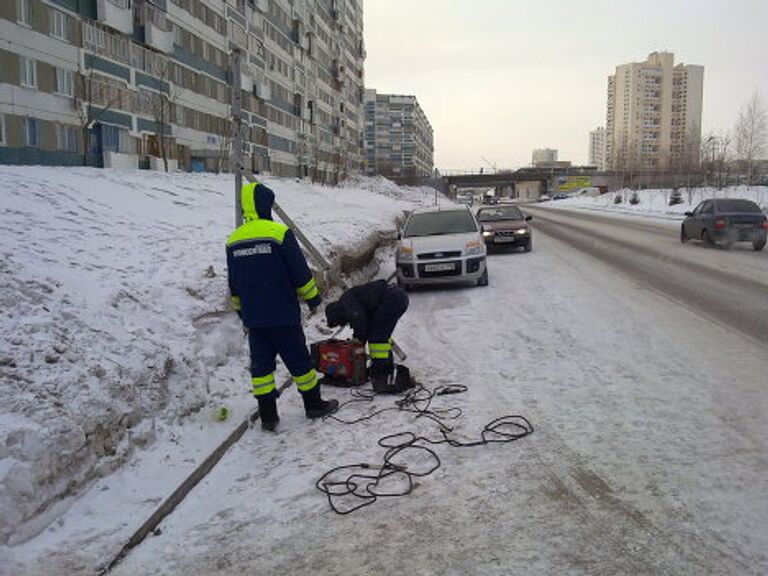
[557,176,593,192]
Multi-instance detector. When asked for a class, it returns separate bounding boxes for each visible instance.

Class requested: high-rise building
[532,148,557,166]
[363,89,433,178]
[589,126,606,170]
[0,0,365,182]
[605,51,703,171]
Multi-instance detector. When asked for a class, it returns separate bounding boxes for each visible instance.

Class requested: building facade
[605,51,704,172]
[589,126,606,170]
[363,89,433,178]
[532,148,557,166]
[0,0,365,181]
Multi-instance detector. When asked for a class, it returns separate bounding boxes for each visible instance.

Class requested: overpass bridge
[441,168,618,200]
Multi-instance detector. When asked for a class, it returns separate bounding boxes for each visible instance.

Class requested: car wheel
[680,225,689,243]
[702,229,714,247]
[523,239,532,252]
[754,238,767,251]
[476,269,489,287]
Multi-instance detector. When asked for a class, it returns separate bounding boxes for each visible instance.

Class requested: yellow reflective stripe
[230,295,242,310]
[294,369,318,392]
[251,373,276,396]
[227,219,288,246]
[240,183,258,220]
[369,342,392,359]
[296,278,319,300]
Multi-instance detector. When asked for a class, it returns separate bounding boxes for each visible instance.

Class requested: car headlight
[397,246,415,261]
[465,239,485,255]
[481,226,494,237]
[514,228,529,235]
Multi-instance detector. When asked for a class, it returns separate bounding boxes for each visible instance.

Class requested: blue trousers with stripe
[247,325,314,396]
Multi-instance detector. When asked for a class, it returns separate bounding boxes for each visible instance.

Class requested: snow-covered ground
[2,171,767,575]
[540,186,768,221]
[0,167,437,551]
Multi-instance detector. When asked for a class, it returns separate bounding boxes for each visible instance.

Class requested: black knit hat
[325,301,347,328]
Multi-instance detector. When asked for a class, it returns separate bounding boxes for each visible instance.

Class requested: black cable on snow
[316,382,533,515]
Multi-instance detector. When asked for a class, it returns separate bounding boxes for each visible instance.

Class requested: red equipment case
[310,339,368,386]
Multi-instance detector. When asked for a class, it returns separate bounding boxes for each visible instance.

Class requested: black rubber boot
[301,386,339,419]
[369,358,395,393]
[257,395,279,432]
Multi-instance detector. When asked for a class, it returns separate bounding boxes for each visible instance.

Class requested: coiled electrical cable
[316,382,533,515]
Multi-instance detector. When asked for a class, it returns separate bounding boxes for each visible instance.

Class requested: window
[17,0,31,26]
[56,68,73,96]
[58,124,79,152]
[20,57,37,88]
[51,10,68,40]
[0,115,5,145]
[25,117,39,147]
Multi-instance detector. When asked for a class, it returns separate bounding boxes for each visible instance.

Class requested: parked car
[553,193,570,200]
[476,205,533,252]
[681,198,767,251]
[396,206,488,289]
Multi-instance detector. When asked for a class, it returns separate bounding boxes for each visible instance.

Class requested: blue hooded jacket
[226,183,321,327]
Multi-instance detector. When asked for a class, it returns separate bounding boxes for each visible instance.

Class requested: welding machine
[311,339,368,386]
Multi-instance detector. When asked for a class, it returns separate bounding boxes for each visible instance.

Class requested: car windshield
[715,199,761,213]
[404,210,477,237]
[477,207,524,222]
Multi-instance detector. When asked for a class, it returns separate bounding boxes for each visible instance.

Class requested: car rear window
[477,207,524,222]
[715,199,761,213]
[404,210,477,237]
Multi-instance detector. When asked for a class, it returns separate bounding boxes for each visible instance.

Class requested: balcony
[141,4,173,53]
[97,0,133,35]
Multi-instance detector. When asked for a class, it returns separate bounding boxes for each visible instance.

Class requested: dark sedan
[681,198,767,251]
[477,205,533,252]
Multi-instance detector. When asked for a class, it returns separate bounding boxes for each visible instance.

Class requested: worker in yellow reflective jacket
[226,182,338,431]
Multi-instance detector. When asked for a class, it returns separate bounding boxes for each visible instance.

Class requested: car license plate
[495,236,516,243]
[425,263,455,272]
[734,223,753,228]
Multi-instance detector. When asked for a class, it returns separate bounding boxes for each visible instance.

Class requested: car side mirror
[525,215,532,221]
[684,211,694,217]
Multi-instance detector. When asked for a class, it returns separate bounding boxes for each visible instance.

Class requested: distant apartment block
[589,126,606,170]
[363,89,433,178]
[0,0,365,181]
[532,148,557,166]
[605,51,703,171]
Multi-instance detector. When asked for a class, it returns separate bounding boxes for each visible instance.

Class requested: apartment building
[605,51,704,171]
[363,89,433,178]
[532,148,557,166]
[0,0,365,181]
[589,126,606,170]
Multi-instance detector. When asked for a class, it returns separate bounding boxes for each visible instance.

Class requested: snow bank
[0,166,435,544]
[543,186,768,219]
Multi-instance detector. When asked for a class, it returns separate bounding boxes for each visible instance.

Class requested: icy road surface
[110,232,768,575]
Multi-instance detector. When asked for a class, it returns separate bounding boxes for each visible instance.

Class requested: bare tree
[73,67,123,166]
[734,92,767,185]
[138,58,178,173]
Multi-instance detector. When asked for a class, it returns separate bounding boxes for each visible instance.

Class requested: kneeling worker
[324,279,409,387]
[226,182,338,431]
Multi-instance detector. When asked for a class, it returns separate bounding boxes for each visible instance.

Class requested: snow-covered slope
[0,167,436,544]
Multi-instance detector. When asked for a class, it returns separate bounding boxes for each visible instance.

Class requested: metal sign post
[230,48,243,227]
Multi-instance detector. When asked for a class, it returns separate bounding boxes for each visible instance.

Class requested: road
[102,207,768,576]
[523,205,768,346]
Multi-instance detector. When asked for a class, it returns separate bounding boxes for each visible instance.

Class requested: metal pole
[230,48,243,227]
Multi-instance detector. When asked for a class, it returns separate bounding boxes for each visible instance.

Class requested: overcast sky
[363,0,768,171]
